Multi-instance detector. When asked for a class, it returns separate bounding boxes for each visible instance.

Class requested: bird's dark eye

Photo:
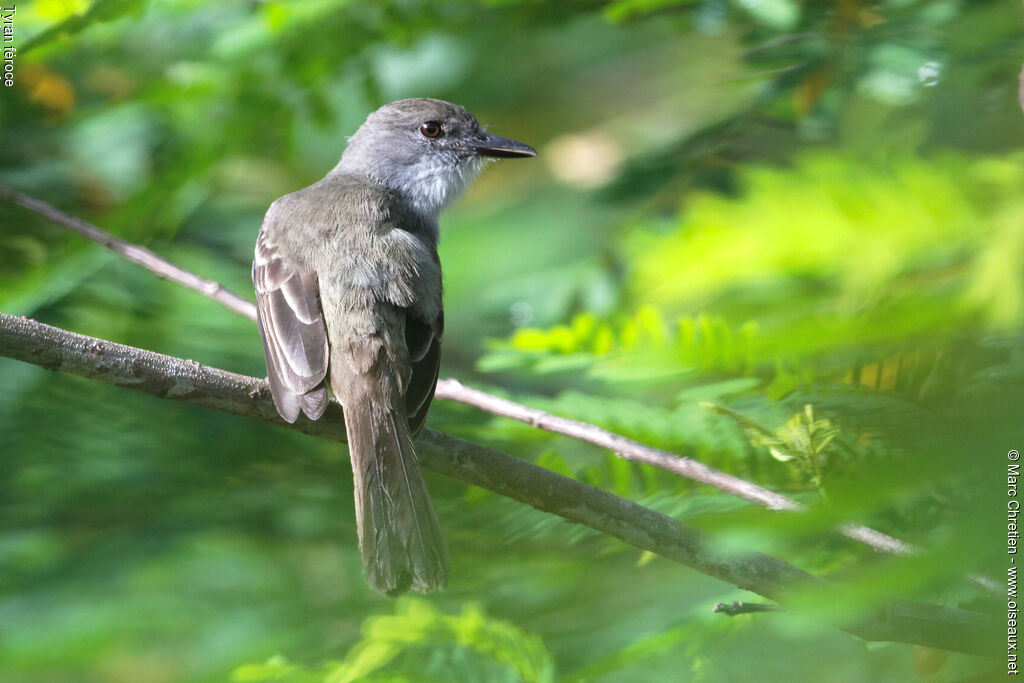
[420,121,442,138]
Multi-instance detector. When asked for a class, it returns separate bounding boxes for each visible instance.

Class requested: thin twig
[712,601,784,617]
[0,312,998,656]
[0,184,258,321]
[435,379,912,554]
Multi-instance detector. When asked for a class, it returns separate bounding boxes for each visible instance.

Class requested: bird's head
[338,98,537,217]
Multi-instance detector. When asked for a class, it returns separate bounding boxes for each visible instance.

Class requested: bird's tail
[342,386,448,595]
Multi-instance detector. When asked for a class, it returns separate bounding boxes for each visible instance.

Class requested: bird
[252,98,536,595]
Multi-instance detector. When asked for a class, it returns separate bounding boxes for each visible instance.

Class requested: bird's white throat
[377,153,489,219]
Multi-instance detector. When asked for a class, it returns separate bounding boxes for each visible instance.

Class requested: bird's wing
[405,310,442,436]
[253,230,329,423]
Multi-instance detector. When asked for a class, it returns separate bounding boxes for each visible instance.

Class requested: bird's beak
[467,133,538,159]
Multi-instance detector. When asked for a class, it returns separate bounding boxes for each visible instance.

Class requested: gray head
[336,98,537,217]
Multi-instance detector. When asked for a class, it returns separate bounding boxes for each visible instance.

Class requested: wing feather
[405,311,442,436]
[253,231,329,422]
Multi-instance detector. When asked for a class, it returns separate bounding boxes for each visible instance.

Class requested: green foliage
[703,403,840,496]
[485,307,758,384]
[232,599,554,683]
[1,0,1019,681]
[635,154,972,299]
[22,0,147,53]
[233,655,328,683]
[602,0,700,23]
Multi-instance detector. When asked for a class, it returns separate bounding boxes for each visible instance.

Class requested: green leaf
[22,0,146,53]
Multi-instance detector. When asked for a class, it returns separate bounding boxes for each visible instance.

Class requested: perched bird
[252,98,536,595]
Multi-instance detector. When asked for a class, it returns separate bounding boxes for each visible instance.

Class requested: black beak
[467,133,538,159]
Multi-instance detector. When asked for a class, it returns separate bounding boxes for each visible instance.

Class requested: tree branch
[0,312,998,656]
[0,185,984,575]
[435,379,913,554]
[0,184,258,321]
[435,379,796,509]
[712,601,784,617]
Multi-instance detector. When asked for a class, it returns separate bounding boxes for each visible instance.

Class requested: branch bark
[0,312,998,656]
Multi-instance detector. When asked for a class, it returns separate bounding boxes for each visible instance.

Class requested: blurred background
[1,0,1022,680]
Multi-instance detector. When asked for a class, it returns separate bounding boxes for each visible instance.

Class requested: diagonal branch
[0,184,258,321]
[435,379,912,553]
[0,312,998,656]
[0,184,970,565]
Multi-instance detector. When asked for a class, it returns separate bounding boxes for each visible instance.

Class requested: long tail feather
[343,393,448,595]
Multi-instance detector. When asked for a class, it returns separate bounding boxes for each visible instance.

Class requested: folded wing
[404,310,442,436]
[253,231,329,423]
